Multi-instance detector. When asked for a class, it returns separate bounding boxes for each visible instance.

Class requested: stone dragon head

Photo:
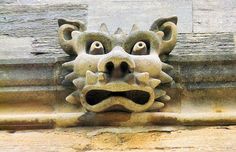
[58,16,177,112]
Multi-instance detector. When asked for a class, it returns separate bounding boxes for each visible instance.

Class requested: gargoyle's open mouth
[81,83,155,112]
[86,90,150,105]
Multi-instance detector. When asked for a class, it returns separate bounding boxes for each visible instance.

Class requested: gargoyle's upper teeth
[97,73,106,82]
[136,72,149,84]
[86,70,97,85]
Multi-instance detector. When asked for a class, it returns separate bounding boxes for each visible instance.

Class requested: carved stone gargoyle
[58,16,177,112]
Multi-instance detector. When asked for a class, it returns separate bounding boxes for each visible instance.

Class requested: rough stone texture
[0,0,17,4]
[0,4,87,38]
[87,0,192,33]
[193,0,236,33]
[15,0,236,33]
[0,126,236,151]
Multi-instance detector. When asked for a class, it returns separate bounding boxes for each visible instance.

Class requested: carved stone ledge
[0,33,235,128]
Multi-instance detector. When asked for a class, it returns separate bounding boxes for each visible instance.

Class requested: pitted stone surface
[0,126,236,151]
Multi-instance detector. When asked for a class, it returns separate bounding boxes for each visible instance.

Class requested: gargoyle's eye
[131,41,148,55]
[88,41,105,55]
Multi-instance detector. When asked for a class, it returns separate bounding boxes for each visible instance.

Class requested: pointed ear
[150,16,177,55]
[58,19,86,56]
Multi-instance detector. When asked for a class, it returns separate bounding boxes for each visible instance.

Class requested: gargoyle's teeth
[62,61,74,70]
[66,90,80,104]
[86,70,97,85]
[136,72,149,84]
[154,89,166,99]
[124,73,136,84]
[149,78,161,88]
[159,95,171,102]
[148,102,164,111]
[97,73,107,82]
[65,72,78,81]
[160,71,173,83]
[73,77,85,89]
[161,62,173,71]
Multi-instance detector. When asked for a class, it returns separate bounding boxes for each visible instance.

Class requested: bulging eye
[89,41,105,55]
[131,41,148,55]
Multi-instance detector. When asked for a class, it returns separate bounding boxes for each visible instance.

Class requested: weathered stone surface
[87,0,192,33]
[17,0,193,33]
[0,0,17,4]
[18,0,84,5]
[0,4,87,38]
[0,126,236,151]
[193,0,236,33]
[15,0,236,33]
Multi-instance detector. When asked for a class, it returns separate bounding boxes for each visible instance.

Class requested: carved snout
[98,46,135,78]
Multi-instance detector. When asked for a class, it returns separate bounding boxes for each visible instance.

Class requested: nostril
[105,61,114,75]
[120,62,130,74]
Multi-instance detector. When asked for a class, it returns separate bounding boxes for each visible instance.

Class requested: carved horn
[58,19,86,56]
[150,16,178,55]
[99,23,109,34]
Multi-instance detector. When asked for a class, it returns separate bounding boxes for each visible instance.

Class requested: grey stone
[193,0,236,33]
[87,0,192,33]
[0,4,87,38]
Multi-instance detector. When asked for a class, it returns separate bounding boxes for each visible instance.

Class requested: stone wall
[0,0,236,151]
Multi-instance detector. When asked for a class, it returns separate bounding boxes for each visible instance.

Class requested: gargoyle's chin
[80,83,155,112]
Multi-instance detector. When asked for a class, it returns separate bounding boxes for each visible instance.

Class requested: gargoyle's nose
[98,46,135,78]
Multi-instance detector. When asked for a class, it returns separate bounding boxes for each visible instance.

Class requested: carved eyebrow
[82,32,112,41]
[126,31,157,40]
